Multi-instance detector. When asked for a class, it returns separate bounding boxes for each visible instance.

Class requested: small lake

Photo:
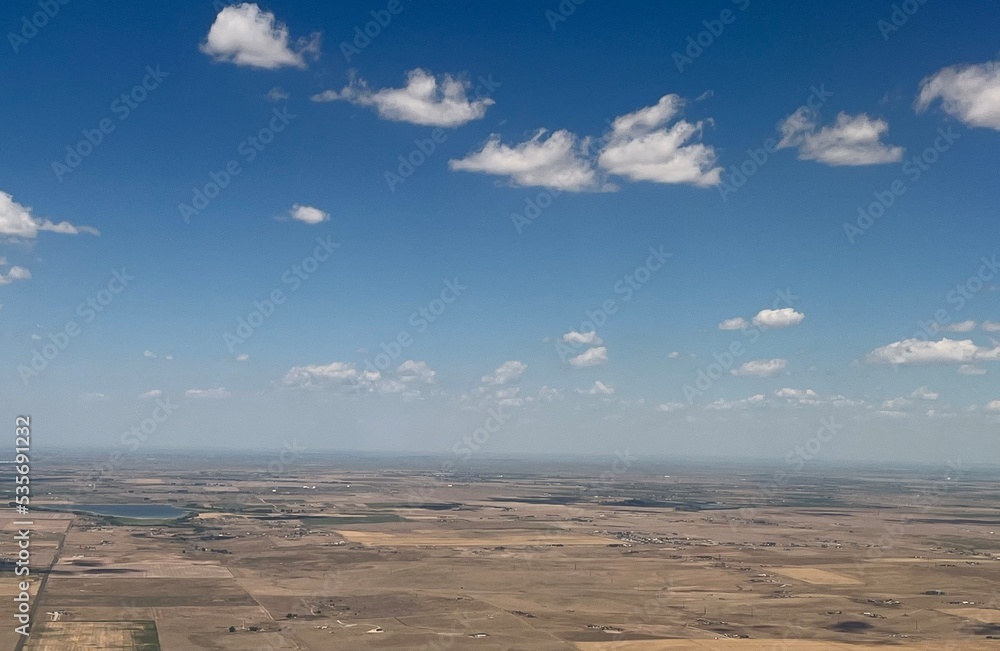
[66,504,191,519]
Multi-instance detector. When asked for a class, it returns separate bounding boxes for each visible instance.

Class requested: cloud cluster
[719,308,805,330]
[777,110,903,166]
[450,94,720,190]
[313,69,494,128]
[866,338,1000,365]
[480,360,527,386]
[201,3,320,70]
[917,59,1000,130]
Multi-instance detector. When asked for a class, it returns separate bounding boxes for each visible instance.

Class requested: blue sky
[2,0,999,463]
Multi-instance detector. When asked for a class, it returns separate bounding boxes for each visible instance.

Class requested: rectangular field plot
[337,528,614,546]
[772,567,863,585]
[25,620,159,651]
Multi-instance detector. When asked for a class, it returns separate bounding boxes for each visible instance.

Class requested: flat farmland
[1,454,997,650]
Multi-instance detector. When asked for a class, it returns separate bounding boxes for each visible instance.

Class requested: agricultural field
[1,453,998,650]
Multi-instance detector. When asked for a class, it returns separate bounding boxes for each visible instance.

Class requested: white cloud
[79,392,108,402]
[774,388,817,399]
[718,317,749,331]
[910,386,940,401]
[706,394,765,410]
[30,333,41,340]
[315,68,493,127]
[937,320,977,333]
[958,364,987,376]
[397,360,436,383]
[656,402,684,412]
[777,109,903,166]
[201,3,319,70]
[731,358,787,377]
[569,346,608,368]
[985,400,1000,412]
[0,191,98,238]
[667,351,680,359]
[283,361,380,390]
[289,204,329,224]
[881,397,914,410]
[916,60,1000,130]
[983,321,1000,332]
[752,308,805,329]
[597,94,721,187]
[580,380,615,395]
[185,387,230,399]
[450,129,600,191]
[562,330,603,346]
[0,266,31,285]
[236,353,250,362]
[143,350,157,358]
[266,86,289,101]
[139,389,163,399]
[538,386,562,402]
[481,360,527,386]
[866,338,1000,365]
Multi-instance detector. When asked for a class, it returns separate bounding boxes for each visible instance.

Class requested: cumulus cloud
[450,129,600,191]
[481,360,527,386]
[186,387,230,399]
[139,389,163,399]
[656,402,684,412]
[752,308,805,329]
[983,321,1000,332]
[986,400,1000,412]
[597,94,721,187]
[580,380,615,395]
[236,353,250,362]
[562,330,603,346]
[866,338,1000,365]
[916,59,1000,130]
[266,86,289,101]
[569,346,608,368]
[283,361,381,390]
[0,191,98,238]
[201,3,320,69]
[314,68,493,127]
[777,109,903,166]
[143,350,157,358]
[289,204,329,224]
[910,386,940,401]
[397,360,436,383]
[731,358,787,377]
[706,394,765,410]
[718,317,749,330]
[0,265,30,285]
[881,397,914,410]
[958,364,987,376]
[667,351,680,359]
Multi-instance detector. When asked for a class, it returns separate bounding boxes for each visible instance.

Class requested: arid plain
[2,454,999,650]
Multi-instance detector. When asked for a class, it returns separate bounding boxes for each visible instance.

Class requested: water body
[66,504,191,519]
